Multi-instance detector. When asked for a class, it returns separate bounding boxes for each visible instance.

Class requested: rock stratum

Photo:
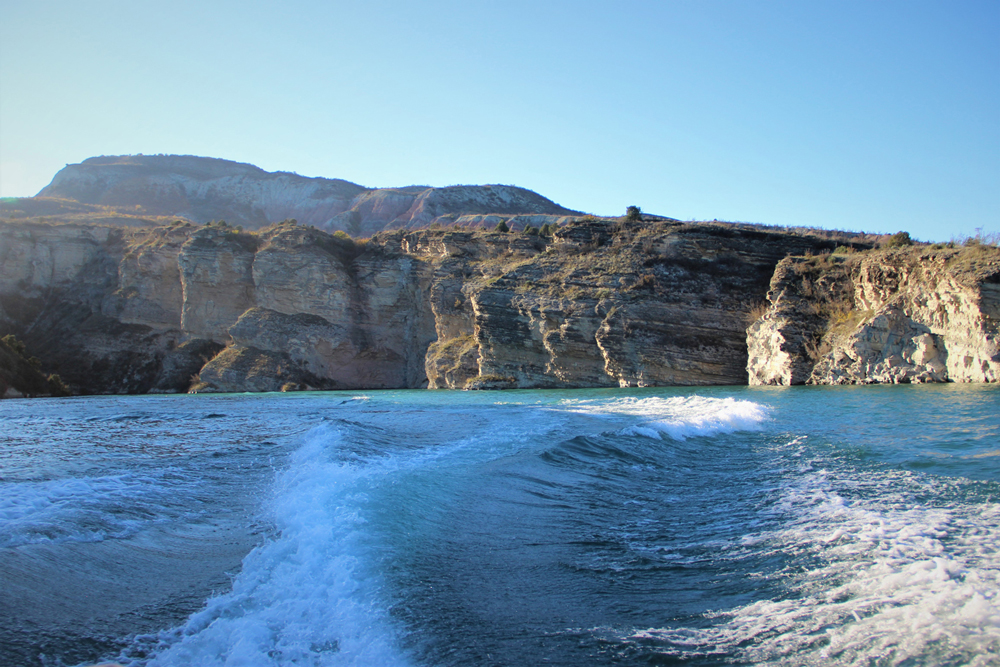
[1,216,881,395]
[11,154,581,235]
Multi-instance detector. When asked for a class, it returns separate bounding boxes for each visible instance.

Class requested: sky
[1,0,997,242]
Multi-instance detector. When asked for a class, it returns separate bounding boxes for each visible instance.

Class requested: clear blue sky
[1,0,997,241]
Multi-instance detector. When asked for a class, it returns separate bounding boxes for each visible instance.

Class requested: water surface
[1,384,998,666]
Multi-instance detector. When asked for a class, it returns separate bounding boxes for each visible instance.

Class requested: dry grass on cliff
[781,255,862,348]
[745,300,770,325]
[802,334,833,363]
[789,251,860,272]
[733,220,879,247]
[426,335,478,375]
[949,229,1000,248]
[856,244,1000,279]
[941,243,1000,276]
[0,197,182,229]
[475,221,731,301]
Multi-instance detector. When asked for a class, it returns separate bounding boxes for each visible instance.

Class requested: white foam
[0,473,176,547]
[561,396,769,440]
[628,457,1000,665]
[135,424,411,667]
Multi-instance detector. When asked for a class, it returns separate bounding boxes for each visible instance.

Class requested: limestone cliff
[747,246,1000,385]
[33,155,580,235]
[1,217,855,394]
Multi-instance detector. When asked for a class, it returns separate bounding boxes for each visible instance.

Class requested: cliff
[4,214,995,395]
[0,217,853,394]
[29,155,580,234]
[747,246,1000,385]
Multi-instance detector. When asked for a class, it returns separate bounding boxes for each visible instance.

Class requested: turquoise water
[0,385,998,666]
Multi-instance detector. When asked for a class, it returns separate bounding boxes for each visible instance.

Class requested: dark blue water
[1,385,998,666]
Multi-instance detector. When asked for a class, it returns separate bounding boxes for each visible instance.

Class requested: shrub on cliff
[628,273,657,291]
[47,374,70,397]
[2,334,25,356]
[625,206,642,223]
[495,220,510,233]
[0,334,59,397]
[316,229,370,263]
[885,231,913,247]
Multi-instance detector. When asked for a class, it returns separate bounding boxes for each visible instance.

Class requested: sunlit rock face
[747,248,1000,385]
[177,226,259,342]
[0,222,115,292]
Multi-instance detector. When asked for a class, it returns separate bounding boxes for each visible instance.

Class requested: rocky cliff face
[1,217,858,395]
[747,247,1000,385]
[35,155,580,235]
[0,221,194,395]
[8,216,997,395]
[458,222,817,389]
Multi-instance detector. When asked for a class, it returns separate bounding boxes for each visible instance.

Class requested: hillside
[25,154,581,234]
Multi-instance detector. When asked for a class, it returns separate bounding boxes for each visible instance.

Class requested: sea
[1,385,998,667]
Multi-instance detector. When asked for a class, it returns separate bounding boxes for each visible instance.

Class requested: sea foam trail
[563,396,768,440]
[130,425,410,667]
[628,445,1000,666]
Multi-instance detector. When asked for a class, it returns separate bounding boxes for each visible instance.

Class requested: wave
[125,424,411,667]
[560,395,768,440]
[0,473,192,548]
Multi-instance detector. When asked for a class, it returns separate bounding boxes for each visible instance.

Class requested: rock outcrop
[33,155,581,235]
[747,247,1000,385]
